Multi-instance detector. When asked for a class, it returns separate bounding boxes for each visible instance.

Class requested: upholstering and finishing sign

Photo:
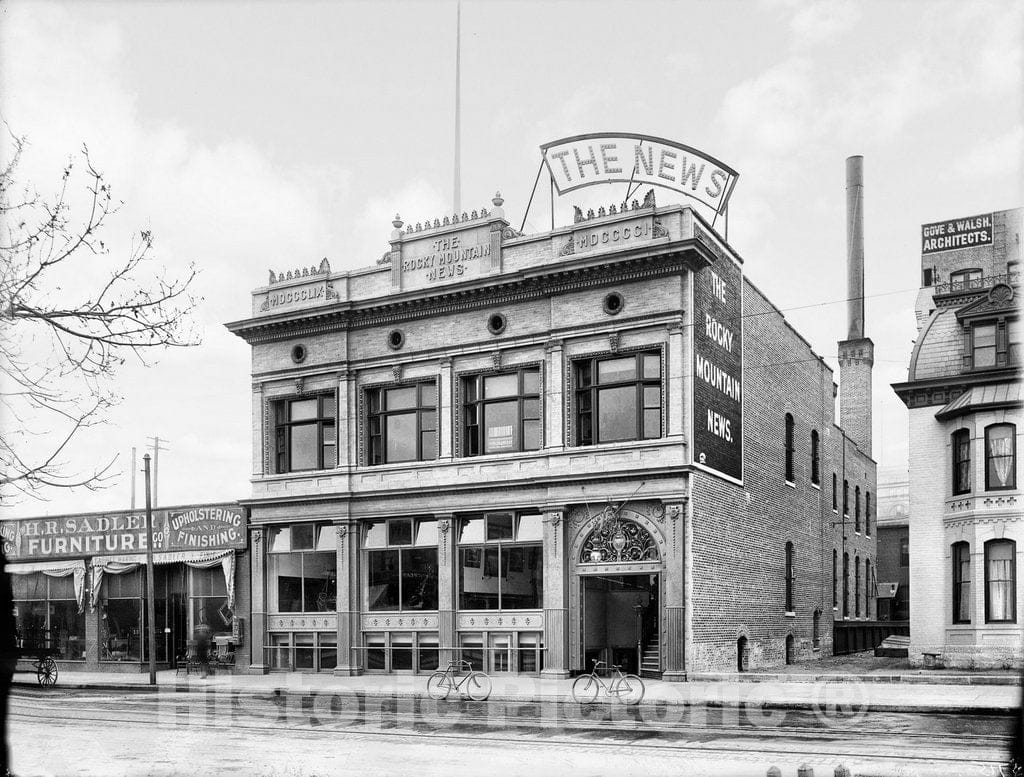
[541,133,739,215]
[921,213,993,254]
[692,239,743,481]
[0,504,246,560]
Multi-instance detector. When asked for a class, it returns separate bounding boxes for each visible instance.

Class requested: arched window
[985,424,1016,491]
[865,558,872,619]
[854,556,861,617]
[843,479,849,516]
[842,552,850,618]
[855,486,861,532]
[952,541,971,624]
[832,473,838,511]
[952,428,971,494]
[785,541,795,612]
[865,492,872,536]
[832,549,838,609]
[785,414,795,481]
[985,539,1016,623]
[810,430,820,485]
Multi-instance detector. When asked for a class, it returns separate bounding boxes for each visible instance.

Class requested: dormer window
[972,323,997,368]
[950,268,983,292]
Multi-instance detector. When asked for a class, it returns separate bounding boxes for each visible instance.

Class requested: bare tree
[0,133,200,499]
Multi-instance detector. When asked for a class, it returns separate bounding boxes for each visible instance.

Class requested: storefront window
[365,518,438,611]
[458,513,542,610]
[190,567,231,637]
[267,523,337,613]
[362,631,436,673]
[11,573,86,661]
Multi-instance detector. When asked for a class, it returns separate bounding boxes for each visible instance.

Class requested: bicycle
[426,659,492,701]
[571,660,644,705]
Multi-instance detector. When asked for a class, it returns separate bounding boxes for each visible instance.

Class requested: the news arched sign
[541,133,739,215]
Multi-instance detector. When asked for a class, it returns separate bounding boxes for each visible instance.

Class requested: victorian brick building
[893,206,1022,668]
[226,159,875,678]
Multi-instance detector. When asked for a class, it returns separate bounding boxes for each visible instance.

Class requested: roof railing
[933,270,1018,296]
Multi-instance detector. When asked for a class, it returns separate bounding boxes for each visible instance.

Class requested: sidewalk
[13,667,1022,715]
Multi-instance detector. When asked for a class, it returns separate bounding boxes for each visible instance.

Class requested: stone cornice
[226,243,711,345]
[891,369,1021,409]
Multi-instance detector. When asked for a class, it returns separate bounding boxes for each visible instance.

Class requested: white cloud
[789,0,860,46]
[947,125,1024,185]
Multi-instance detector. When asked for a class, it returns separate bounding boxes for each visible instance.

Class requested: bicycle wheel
[37,657,58,687]
[615,674,644,705]
[426,671,451,700]
[465,672,491,701]
[571,674,599,704]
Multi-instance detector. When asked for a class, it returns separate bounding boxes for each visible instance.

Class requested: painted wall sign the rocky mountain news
[691,241,743,482]
[541,133,739,215]
[0,504,245,560]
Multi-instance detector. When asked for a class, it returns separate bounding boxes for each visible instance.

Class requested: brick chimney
[838,155,874,456]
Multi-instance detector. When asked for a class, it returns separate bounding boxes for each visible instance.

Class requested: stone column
[435,513,457,668]
[248,527,269,674]
[541,506,569,678]
[335,519,362,675]
[544,340,565,451]
[439,358,453,461]
[662,500,687,681]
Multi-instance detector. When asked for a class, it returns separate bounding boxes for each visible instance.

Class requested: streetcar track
[10,695,1013,745]
[9,707,1007,770]
[10,698,1012,761]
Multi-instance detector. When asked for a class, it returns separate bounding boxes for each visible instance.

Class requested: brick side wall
[689,279,876,673]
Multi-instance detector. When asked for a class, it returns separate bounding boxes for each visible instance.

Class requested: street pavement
[12,665,1022,714]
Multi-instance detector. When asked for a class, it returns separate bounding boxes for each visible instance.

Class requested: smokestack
[846,155,865,339]
[838,155,873,457]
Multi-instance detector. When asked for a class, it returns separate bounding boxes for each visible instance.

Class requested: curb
[688,672,1023,686]
[13,678,1018,716]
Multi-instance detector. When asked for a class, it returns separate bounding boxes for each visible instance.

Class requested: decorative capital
[608,332,620,353]
[392,364,402,383]
[294,377,305,395]
[252,529,263,546]
[491,350,502,371]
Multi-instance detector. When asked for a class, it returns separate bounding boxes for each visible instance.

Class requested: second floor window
[367,382,437,465]
[985,423,1016,490]
[810,430,820,485]
[854,486,861,532]
[462,368,541,456]
[273,394,336,473]
[784,542,795,612]
[843,479,849,516]
[952,428,971,494]
[575,351,661,445]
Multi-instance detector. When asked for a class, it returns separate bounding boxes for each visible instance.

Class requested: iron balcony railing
[933,270,1018,295]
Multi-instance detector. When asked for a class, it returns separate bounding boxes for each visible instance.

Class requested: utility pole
[143,454,157,686]
[147,436,170,508]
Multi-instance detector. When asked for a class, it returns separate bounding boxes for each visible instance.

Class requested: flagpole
[453,0,462,214]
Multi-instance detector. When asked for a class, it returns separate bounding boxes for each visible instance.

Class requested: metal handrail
[933,271,1018,295]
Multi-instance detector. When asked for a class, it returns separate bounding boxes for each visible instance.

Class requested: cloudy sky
[1,0,1021,517]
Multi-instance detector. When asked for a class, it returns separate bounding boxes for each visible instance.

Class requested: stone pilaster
[439,358,453,461]
[435,514,457,668]
[541,507,569,678]
[667,320,685,440]
[662,500,687,681]
[335,369,352,469]
[544,340,565,451]
[253,383,265,477]
[335,519,362,675]
[248,527,269,674]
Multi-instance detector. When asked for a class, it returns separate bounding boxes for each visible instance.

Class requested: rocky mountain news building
[227,144,876,678]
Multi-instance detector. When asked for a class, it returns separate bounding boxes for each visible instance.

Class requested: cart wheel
[37,657,58,687]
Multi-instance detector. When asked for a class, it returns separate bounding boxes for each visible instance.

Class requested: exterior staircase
[640,633,661,678]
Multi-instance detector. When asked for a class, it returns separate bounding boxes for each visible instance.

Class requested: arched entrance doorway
[576,516,662,676]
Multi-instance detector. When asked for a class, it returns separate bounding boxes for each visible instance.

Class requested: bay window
[952,428,971,494]
[985,423,1016,490]
[985,539,1016,623]
[952,541,970,624]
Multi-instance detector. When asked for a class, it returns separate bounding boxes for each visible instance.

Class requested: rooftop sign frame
[540,132,740,217]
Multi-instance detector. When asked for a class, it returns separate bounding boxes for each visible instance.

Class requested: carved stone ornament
[392,364,402,383]
[608,332,620,353]
[491,351,502,371]
[653,218,669,238]
[252,529,263,546]
[438,519,451,539]
[558,237,575,256]
[294,377,305,395]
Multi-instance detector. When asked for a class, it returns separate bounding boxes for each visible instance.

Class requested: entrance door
[581,574,658,675]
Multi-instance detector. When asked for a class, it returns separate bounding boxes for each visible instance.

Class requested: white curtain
[987,543,1015,621]
[6,559,87,613]
[90,550,235,610]
[990,430,1013,487]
